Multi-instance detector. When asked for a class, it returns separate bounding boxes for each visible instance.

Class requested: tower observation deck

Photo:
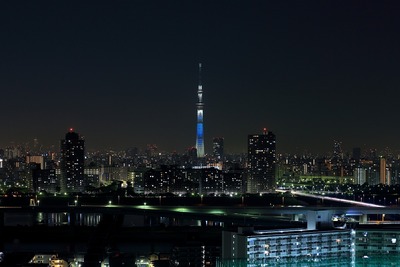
[196,63,204,158]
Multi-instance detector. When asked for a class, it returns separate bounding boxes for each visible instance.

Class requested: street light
[74,200,78,206]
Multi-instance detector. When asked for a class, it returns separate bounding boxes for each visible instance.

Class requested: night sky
[1,1,400,155]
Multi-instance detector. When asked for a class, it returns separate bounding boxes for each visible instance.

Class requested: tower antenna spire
[199,63,202,86]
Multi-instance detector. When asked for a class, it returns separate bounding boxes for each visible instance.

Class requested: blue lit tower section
[196,63,205,158]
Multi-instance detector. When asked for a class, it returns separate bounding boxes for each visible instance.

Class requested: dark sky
[1,1,400,155]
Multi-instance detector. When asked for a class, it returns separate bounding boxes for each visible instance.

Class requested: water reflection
[36,212,102,226]
[29,212,214,227]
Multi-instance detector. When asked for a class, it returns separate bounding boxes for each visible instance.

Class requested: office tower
[380,157,389,185]
[195,63,205,158]
[60,128,85,193]
[213,137,224,160]
[247,128,276,193]
[333,140,343,160]
[354,167,367,185]
[32,167,57,193]
[26,155,45,170]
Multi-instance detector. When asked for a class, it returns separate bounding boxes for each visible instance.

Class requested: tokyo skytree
[195,63,204,158]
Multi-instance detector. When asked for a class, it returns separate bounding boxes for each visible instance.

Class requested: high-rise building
[247,128,276,193]
[354,167,367,185]
[333,140,343,160]
[26,155,45,170]
[60,128,85,193]
[213,137,224,160]
[380,157,390,185]
[195,63,205,158]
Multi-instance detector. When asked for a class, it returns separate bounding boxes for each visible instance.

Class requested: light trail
[277,189,385,208]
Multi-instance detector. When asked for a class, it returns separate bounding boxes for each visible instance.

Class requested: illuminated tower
[195,63,205,158]
[60,128,85,193]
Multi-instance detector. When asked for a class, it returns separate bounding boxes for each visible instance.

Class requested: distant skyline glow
[1,1,400,155]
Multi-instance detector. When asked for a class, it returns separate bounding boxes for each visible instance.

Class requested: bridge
[1,189,398,231]
[0,203,398,230]
[277,189,385,208]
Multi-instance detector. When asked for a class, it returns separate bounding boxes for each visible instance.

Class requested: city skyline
[1,127,399,157]
[1,1,400,154]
